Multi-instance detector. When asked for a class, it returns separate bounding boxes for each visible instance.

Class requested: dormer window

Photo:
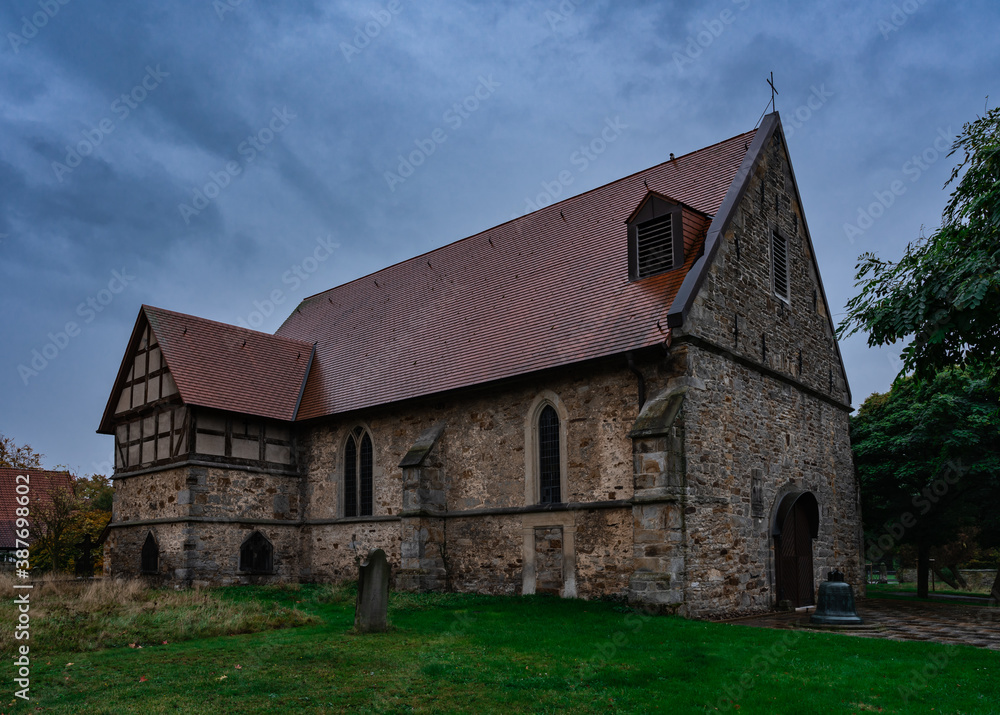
[627,193,684,280]
[636,215,676,277]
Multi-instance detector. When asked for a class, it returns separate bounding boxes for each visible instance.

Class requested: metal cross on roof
[767,72,778,113]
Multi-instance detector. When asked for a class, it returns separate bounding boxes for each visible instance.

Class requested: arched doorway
[772,491,819,607]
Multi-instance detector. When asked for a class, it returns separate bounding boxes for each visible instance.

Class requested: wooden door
[776,500,815,607]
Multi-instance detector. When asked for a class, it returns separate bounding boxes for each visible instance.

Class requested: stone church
[99,112,863,618]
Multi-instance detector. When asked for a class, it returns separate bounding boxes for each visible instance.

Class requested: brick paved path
[725,598,1000,650]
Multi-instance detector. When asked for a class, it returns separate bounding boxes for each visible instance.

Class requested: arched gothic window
[538,405,561,503]
[141,531,158,573]
[239,531,274,574]
[525,392,568,506]
[344,426,374,517]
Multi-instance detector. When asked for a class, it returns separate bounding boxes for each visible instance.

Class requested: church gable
[670,113,850,404]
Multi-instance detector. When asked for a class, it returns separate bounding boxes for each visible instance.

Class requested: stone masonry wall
[298,360,663,599]
[108,463,302,583]
[107,359,662,596]
[681,129,850,404]
[104,521,186,583]
[112,465,300,523]
[298,362,644,520]
[112,467,191,522]
[181,523,300,587]
[302,522,402,584]
[680,347,861,617]
[673,126,863,617]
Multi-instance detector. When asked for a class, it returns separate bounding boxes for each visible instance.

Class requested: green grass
[7,584,1000,714]
[0,575,315,655]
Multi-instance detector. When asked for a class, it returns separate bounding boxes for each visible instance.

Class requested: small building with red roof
[98,113,862,617]
[0,468,74,562]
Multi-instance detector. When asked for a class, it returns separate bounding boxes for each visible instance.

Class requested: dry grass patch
[0,572,315,654]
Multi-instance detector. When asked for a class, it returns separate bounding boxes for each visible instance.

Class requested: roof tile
[0,468,73,549]
[277,129,754,419]
[144,306,314,422]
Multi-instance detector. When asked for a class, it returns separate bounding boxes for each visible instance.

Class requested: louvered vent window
[772,232,790,301]
[636,215,675,277]
[141,532,158,573]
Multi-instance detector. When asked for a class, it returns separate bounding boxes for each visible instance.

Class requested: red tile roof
[0,468,73,548]
[98,307,315,432]
[277,129,755,420]
[142,306,314,423]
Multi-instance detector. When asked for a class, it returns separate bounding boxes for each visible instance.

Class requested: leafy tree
[0,433,43,469]
[851,366,1000,598]
[839,107,1000,381]
[30,485,78,573]
[30,475,114,575]
[75,473,115,513]
[66,509,112,575]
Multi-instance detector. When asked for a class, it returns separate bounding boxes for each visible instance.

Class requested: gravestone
[355,548,390,633]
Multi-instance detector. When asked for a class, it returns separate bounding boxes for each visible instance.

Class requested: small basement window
[771,231,790,302]
[239,531,274,574]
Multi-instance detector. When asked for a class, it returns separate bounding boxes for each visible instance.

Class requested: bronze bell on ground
[810,569,863,625]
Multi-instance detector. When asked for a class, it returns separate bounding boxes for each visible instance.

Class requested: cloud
[0,0,997,471]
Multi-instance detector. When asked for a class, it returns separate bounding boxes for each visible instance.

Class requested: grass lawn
[867,581,993,599]
[5,584,999,714]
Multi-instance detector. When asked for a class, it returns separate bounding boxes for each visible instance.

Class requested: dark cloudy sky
[1,0,997,475]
